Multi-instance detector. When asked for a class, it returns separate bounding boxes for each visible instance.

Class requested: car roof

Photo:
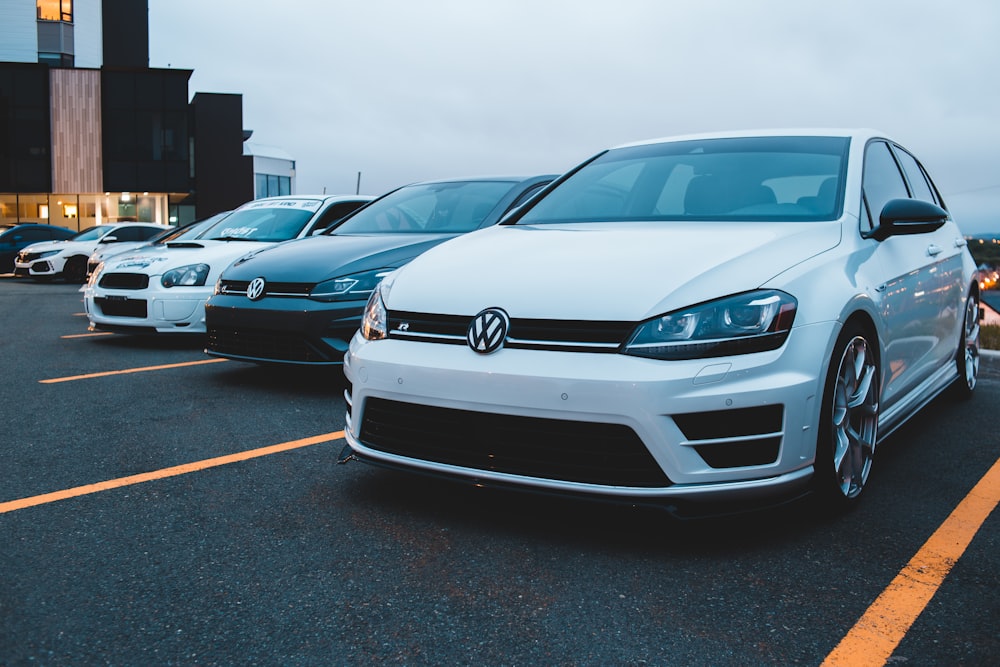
[613,128,889,150]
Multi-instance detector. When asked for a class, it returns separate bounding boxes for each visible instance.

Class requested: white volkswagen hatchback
[343,129,981,516]
[84,195,372,334]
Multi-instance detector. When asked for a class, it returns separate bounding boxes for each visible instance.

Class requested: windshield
[200,200,321,242]
[331,180,519,234]
[70,226,112,241]
[156,212,231,244]
[518,136,850,224]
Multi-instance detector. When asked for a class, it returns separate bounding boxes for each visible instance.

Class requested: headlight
[623,290,797,360]
[360,273,396,340]
[35,250,61,259]
[310,268,395,303]
[161,263,210,287]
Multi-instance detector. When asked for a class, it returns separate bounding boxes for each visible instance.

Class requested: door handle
[954,237,968,248]
[926,244,942,256]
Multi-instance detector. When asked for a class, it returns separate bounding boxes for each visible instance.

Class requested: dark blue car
[204,175,555,365]
[0,224,75,274]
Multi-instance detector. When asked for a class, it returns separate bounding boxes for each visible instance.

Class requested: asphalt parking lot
[1,279,997,666]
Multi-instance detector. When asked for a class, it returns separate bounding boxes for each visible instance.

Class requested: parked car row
[12,128,984,520]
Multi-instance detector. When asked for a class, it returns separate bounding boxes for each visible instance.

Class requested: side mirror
[99,235,119,244]
[869,198,948,241]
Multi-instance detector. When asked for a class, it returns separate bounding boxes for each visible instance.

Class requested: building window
[255,173,291,199]
[37,1,73,22]
[38,52,74,67]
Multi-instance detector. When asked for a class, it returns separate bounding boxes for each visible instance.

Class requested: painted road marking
[39,357,228,383]
[61,332,114,339]
[822,456,1000,666]
[0,432,345,514]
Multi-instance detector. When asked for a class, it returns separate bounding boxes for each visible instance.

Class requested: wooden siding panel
[51,69,103,193]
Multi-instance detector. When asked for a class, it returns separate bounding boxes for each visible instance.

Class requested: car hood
[386,221,843,321]
[22,240,96,254]
[100,240,270,277]
[221,233,460,282]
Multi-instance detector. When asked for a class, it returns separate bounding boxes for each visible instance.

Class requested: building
[0,0,273,231]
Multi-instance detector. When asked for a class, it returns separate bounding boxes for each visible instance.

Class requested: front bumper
[342,321,838,505]
[84,282,211,334]
[204,294,368,364]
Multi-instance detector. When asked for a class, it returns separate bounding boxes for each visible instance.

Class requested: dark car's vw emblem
[467,307,510,354]
[246,277,266,301]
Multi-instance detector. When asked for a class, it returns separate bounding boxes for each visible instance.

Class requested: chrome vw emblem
[467,307,510,354]
[246,277,266,301]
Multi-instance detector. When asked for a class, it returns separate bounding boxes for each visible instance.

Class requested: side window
[109,227,140,242]
[134,226,165,241]
[891,146,939,206]
[311,200,368,232]
[21,229,49,243]
[861,141,908,232]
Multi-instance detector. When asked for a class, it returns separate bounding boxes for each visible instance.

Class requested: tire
[62,256,87,284]
[951,294,980,400]
[813,323,880,512]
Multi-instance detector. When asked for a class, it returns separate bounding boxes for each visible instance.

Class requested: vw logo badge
[246,277,266,301]
[467,307,510,354]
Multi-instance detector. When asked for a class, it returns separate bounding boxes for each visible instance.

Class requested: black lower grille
[99,273,150,290]
[359,397,672,487]
[95,297,147,318]
[673,405,783,469]
[207,327,332,363]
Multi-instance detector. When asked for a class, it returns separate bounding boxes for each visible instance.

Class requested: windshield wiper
[210,236,259,242]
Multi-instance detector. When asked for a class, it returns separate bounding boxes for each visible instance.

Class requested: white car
[15,222,170,283]
[84,195,373,334]
[342,129,981,517]
[85,212,231,280]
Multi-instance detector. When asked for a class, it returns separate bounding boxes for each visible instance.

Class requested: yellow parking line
[61,332,114,339]
[822,456,1000,666]
[0,431,345,514]
[39,358,228,383]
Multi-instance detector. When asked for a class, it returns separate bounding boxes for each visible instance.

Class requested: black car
[0,224,75,274]
[204,175,555,365]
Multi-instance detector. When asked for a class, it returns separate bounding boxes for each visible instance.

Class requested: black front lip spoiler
[338,443,812,521]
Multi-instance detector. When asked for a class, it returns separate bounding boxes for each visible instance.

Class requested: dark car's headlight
[310,269,395,303]
[161,264,210,287]
[623,290,797,360]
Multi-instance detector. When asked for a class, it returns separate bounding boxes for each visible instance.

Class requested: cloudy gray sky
[149,0,1000,235]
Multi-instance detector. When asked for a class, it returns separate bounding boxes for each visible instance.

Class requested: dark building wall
[0,63,52,192]
[191,93,253,217]
[101,67,192,194]
[102,0,150,69]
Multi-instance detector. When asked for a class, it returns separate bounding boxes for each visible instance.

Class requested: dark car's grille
[217,279,313,297]
[388,310,635,352]
[94,296,148,318]
[207,327,334,363]
[358,397,672,487]
[98,273,150,290]
[673,405,784,469]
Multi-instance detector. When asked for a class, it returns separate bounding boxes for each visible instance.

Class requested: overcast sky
[148,0,1000,235]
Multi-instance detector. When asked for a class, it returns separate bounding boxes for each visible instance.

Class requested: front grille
[388,310,634,352]
[99,273,150,290]
[18,251,42,262]
[359,397,672,487]
[217,279,313,297]
[94,296,147,318]
[207,327,332,363]
[673,405,783,469]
